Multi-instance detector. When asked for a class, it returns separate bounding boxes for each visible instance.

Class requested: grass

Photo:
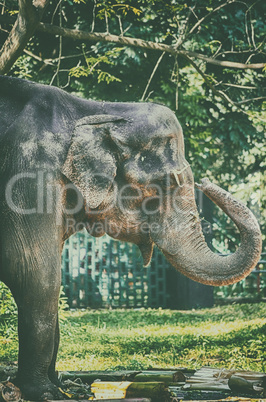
[57,304,266,372]
[1,303,265,373]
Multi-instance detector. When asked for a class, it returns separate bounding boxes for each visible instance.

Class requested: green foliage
[96,1,142,19]
[69,47,122,84]
[59,287,70,323]
[0,283,69,336]
[0,282,17,336]
[0,283,18,362]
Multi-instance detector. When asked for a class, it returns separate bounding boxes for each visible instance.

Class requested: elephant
[0,75,262,400]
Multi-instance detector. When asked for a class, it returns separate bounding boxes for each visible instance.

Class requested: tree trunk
[0,0,49,74]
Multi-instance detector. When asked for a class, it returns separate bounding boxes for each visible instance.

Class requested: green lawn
[2,302,265,373]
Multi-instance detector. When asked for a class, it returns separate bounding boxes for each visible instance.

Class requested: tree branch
[0,0,49,74]
[0,4,264,75]
[36,23,265,70]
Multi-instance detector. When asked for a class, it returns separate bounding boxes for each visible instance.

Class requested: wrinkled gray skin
[0,76,262,400]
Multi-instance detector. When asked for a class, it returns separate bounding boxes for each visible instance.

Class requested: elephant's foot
[14,377,64,401]
[49,369,65,389]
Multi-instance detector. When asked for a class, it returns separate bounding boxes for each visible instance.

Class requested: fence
[61,230,168,309]
[61,231,266,309]
[215,252,266,301]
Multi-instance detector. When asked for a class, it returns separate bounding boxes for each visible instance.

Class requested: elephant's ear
[62,115,123,209]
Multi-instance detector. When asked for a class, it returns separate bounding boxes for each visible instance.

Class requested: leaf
[96,70,121,84]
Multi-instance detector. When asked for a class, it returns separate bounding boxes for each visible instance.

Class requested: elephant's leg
[48,315,62,387]
[11,270,62,400]
[2,222,63,400]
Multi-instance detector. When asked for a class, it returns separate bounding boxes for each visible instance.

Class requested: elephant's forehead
[133,104,179,132]
[117,103,182,147]
[135,104,176,128]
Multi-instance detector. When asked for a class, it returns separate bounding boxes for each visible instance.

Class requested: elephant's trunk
[149,177,262,286]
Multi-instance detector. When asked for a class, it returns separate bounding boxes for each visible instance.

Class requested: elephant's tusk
[173,164,190,187]
[173,171,181,186]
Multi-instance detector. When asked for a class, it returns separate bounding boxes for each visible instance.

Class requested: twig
[245,53,256,64]
[23,48,53,65]
[1,0,5,15]
[105,10,109,34]
[91,0,96,33]
[145,90,154,100]
[123,23,132,35]
[51,0,63,25]
[186,0,236,38]
[246,1,258,49]
[50,2,63,86]
[60,74,71,89]
[174,6,194,49]
[44,49,94,63]
[117,15,123,35]
[212,41,223,58]
[215,36,266,57]
[245,6,252,48]
[219,82,258,89]
[235,96,266,104]
[141,51,165,101]
[171,57,179,110]
[175,59,179,111]
[0,26,8,33]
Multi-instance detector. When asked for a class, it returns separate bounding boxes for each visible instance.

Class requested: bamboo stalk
[59,370,140,383]
[228,375,263,394]
[134,371,185,384]
[91,381,168,401]
[183,382,230,391]
[143,367,195,374]
[59,369,185,384]
[180,400,264,402]
[197,366,266,379]
[192,367,266,382]
[127,382,168,398]
[186,377,228,384]
[183,367,266,396]
[48,399,151,402]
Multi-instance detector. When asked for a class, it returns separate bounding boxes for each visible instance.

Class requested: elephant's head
[62,103,262,286]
